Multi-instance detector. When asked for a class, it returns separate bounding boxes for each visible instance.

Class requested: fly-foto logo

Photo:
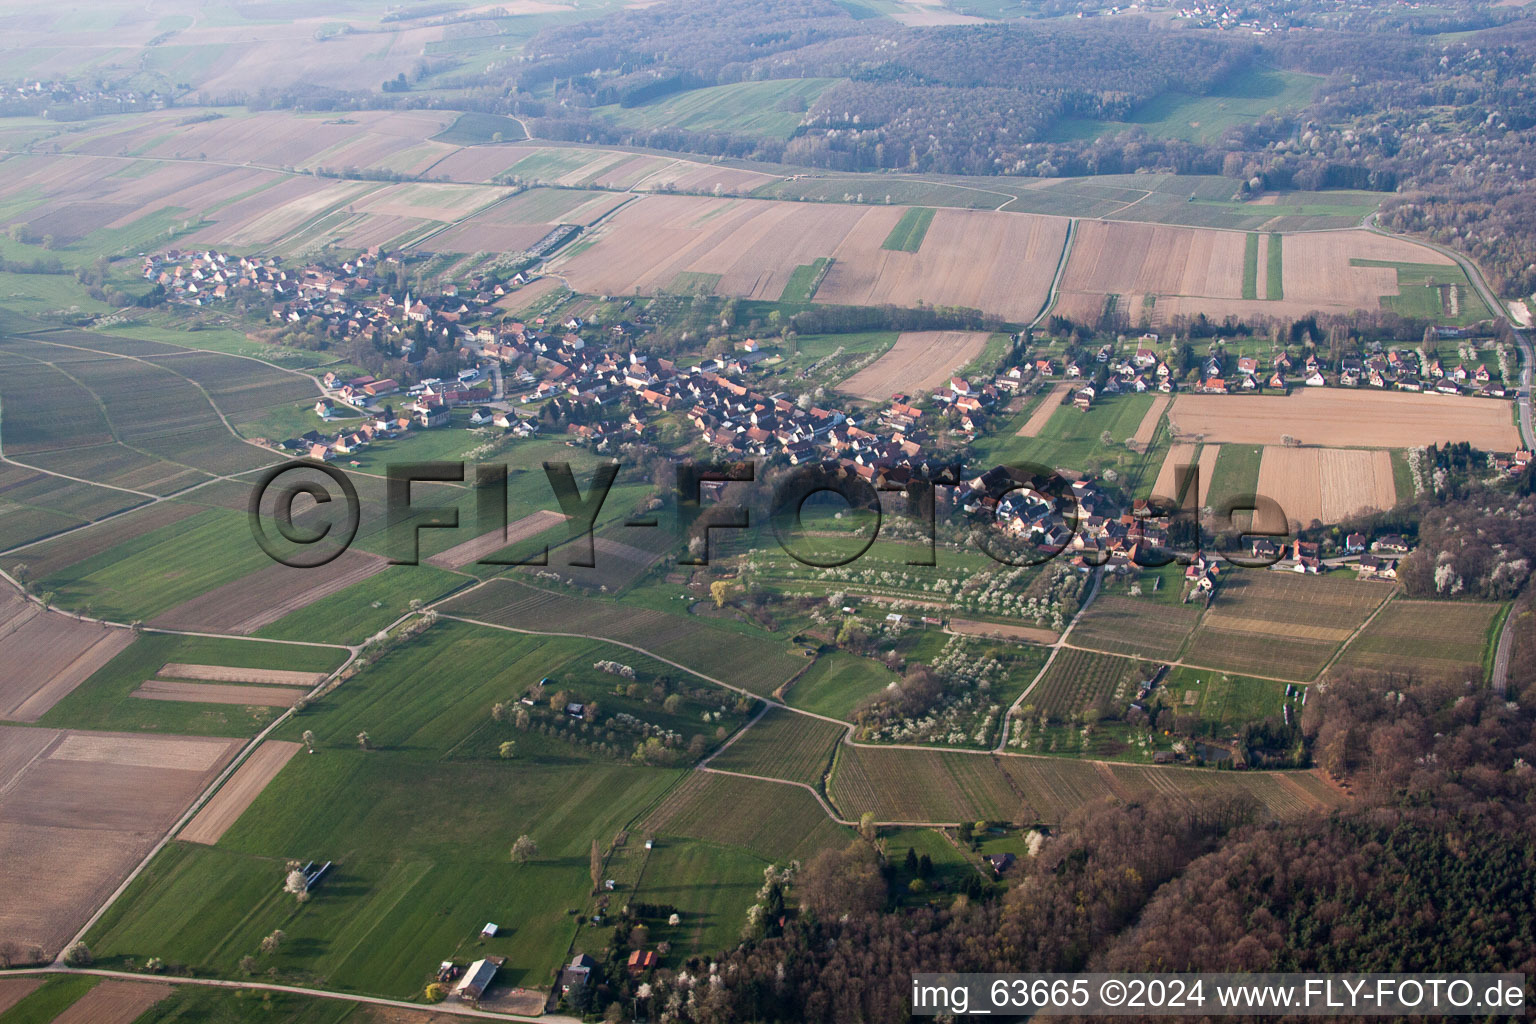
[247,458,1291,572]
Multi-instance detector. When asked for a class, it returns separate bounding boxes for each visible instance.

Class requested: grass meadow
[86,622,691,997]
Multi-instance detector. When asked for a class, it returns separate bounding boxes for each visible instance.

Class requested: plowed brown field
[180,740,302,845]
[0,726,238,956]
[0,589,134,722]
[553,196,1064,320]
[149,549,388,635]
[837,331,991,399]
[133,680,308,706]
[1169,390,1520,450]
[1256,446,1397,528]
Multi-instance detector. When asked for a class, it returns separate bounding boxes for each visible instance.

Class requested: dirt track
[1131,394,1170,446]
[949,619,1058,643]
[180,740,301,845]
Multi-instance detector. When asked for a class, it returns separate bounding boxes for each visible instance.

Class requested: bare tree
[356,731,372,750]
[511,834,538,863]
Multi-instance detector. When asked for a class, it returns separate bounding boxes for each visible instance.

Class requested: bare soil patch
[180,740,301,845]
[1058,222,1451,320]
[554,196,1063,320]
[1151,443,1199,504]
[1131,394,1171,446]
[1169,389,1520,450]
[52,981,174,1024]
[0,979,43,1015]
[1017,383,1071,436]
[133,679,308,707]
[949,619,1058,643]
[837,331,990,400]
[427,509,567,569]
[158,663,328,687]
[149,548,388,635]
[1256,446,1396,529]
[0,726,238,956]
[0,591,134,722]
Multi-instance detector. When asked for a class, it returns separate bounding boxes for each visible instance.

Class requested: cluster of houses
[0,79,164,117]
[285,368,537,462]
[962,466,1194,576]
[1191,346,1509,397]
[1249,531,1416,577]
[1047,341,1179,410]
[141,247,542,359]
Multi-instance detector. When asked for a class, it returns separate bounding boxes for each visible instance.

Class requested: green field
[1266,232,1284,300]
[668,270,722,295]
[1161,666,1291,734]
[641,770,849,862]
[784,651,898,720]
[1206,444,1264,513]
[38,632,344,736]
[754,170,1381,231]
[708,706,844,786]
[780,256,833,302]
[87,622,688,997]
[626,839,767,965]
[596,78,839,140]
[1046,68,1323,144]
[432,111,528,145]
[445,580,811,697]
[1334,598,1502,680]
[882,207,936,252]
[37,507,273,622]
[0,977,101,1024]
[1352,258,1493,323]
[112,985,362,1024]
[972,392,1162,487]
[1241,232,1259,300]
[258,565,470,645]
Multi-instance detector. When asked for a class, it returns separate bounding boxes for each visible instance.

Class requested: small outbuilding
[455,957,500,1002]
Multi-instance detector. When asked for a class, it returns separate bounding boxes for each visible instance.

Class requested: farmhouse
[561,953,597,993]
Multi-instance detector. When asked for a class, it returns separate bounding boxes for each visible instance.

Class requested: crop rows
[1032,649,1152,720]
[1335,599,1501,679]
[444,581,807,696]
[710,707,844,787]
[1070,596,1199,660]
[827,746,1019,823]
[643,772,848,863]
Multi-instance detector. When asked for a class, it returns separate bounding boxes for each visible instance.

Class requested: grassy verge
[882,207,935,252]
[780,257,833,303]
[1266,232,1284,300]
[1241,232,1259,300]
